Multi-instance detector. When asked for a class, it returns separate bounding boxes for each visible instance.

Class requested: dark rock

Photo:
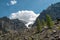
[34,2,60,26]
[0,17,26,31]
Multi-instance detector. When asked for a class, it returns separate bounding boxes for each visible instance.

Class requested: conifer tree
[36,18,42,32]
[46,14,54,29]
[42,19,47,27]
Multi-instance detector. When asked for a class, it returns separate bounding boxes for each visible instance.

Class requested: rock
[0,17,26,31]
[52,30,56,33]
[34,2,60,26]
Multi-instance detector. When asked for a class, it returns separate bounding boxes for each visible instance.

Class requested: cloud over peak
[9,10,39,28]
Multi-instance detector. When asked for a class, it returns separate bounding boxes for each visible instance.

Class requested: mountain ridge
[33,2,60,26]
[0,16,27,31]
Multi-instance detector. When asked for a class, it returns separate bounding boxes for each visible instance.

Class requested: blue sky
[0,0,60,17]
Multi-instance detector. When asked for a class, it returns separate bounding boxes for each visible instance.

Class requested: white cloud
[7,0,17,6]
[10,0,17,5]
[9,10,39,28]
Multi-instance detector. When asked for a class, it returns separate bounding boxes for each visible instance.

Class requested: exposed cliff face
[0,16,26,31]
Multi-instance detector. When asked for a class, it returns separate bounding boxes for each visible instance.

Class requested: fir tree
[42,19,47,27]
[46,14,54,29]
[36,18,42,32]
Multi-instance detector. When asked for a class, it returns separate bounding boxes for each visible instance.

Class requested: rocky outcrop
[0,16,26,31]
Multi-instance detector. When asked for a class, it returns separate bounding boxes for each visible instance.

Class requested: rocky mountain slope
[33,2,60,26]
[38,2,60,21]
[0,16,26,31]
[1,2,60,40]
